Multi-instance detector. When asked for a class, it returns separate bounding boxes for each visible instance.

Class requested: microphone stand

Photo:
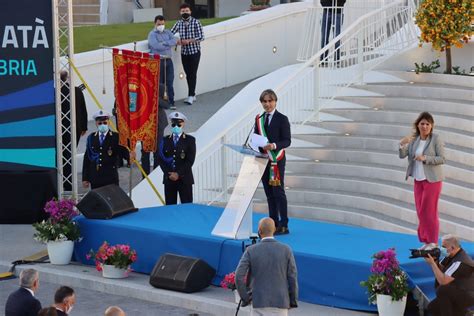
[243,115,261,149]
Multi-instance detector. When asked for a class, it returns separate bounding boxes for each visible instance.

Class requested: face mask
[156,25,165,32]
[440,247,448,258]
[66,305,74,314]
[171,126,182,135]
[98,124,109,134]
[181,13,190,20]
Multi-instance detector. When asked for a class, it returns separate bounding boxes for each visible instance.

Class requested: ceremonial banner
[113,49,160,152]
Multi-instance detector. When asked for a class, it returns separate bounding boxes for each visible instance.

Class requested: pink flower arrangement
[220,272,236,290]
[87,241,137,272]
[44,198,79,223]
[360,248,410,303]
[44,199,79,223]
[33,198,81,243]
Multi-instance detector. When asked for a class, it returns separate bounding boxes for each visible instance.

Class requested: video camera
[409,247,441,259]
[241,234,259,253]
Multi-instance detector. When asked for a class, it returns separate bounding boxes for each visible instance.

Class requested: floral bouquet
[87,241,137,272]
[33,198,81,243]
[360,248,410,304]
[220,271,237,290]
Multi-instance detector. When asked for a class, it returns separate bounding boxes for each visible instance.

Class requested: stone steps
[313,121,473,149]
[353,82,473,101]
[294,133,473,166]
[335,96,474,116]
[287,147,473,185]
[321,108,473,133]
[282,173,473,222]
[254,187,472,240]
[274,72,474,241]
[285,160,473,203]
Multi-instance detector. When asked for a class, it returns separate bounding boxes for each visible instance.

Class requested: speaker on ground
[150,253,216,293]
[77,184,138,219]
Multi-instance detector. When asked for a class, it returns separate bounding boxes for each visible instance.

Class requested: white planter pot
[376,294,407,316]
[102,264,129,279]
[47,240,74,265]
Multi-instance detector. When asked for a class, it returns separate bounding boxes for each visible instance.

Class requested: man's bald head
[258,217,276,238]
[104,306,126,316]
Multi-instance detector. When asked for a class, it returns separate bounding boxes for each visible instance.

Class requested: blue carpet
[74,204,474,311]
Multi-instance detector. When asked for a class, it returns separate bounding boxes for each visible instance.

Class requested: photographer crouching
[424,234,474,316]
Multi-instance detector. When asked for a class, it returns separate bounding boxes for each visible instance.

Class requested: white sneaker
[184,96,194,105]
[192,95,197,102]
[424,243,438,250]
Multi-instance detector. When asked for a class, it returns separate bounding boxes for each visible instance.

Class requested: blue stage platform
[74,204,474,311]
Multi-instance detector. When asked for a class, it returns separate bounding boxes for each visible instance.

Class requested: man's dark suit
[55,309,67,316]
[255,110,291,228]
[82,131,120,189]
[158,133,196,204]
[5,287,42,316]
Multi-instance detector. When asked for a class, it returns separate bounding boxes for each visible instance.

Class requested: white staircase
[255,71,474,241]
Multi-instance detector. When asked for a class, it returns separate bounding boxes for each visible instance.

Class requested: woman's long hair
[412,111,434,138]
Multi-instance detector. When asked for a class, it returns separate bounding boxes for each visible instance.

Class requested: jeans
[321,9,343,61]
[160,59,174,105]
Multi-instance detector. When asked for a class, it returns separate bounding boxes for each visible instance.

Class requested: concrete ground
[0,278,211,316]
[0,225,373,316]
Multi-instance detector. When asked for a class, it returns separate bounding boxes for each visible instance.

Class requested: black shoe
[275,227,290,235]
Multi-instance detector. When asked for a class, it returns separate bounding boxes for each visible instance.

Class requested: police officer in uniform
[157,112,196,205]
[82,110,120,189]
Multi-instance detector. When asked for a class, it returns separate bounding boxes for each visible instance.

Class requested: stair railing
[192,0,419,204]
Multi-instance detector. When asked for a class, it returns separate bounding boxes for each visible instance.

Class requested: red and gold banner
[113,48,160,152]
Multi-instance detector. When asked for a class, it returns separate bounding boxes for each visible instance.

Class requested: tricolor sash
[255,113,285,186]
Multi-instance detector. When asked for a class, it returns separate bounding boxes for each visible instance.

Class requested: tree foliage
[415,0,473,73]
[416,0,472,50]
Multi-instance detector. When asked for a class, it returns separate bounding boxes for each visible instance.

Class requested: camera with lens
[409,247,441,259]
[241,234,259,253]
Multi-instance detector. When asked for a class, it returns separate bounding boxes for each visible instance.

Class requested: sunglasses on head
[171,122,183,127]
[97,121,108,125]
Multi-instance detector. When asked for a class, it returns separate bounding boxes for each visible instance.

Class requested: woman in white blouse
[399,112,445,250]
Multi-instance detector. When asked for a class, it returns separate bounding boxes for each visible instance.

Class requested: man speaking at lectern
[255,89,291,235]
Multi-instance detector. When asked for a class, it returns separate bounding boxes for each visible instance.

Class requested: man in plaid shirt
[171,3,204,105]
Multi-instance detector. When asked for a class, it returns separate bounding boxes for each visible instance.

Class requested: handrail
[197,0,412,162]
[191,0,418,204]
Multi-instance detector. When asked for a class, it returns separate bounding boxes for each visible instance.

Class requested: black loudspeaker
[149,253,216,293]
[77,184,138,219]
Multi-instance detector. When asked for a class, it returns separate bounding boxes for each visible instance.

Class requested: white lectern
[211,145,268,239]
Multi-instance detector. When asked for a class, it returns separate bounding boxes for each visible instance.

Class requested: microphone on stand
[243,112,265,148]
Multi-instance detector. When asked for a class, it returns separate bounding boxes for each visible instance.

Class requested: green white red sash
[256,113,284,186]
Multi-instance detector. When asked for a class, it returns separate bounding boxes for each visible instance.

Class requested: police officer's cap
[93,110,111,120]
[168,111,187,122]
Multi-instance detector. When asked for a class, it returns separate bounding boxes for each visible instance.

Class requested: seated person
[424,234,474,316]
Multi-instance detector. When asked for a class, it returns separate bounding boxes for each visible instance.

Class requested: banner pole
[129,143,133,198]
[68,58,165,205]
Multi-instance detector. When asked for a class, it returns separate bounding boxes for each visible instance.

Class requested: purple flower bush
[33,198,81,243]
[360,248,410,304]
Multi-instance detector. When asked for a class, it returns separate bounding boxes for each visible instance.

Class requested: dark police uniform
[157,133,196,205]
[82,130,120,189]
[428,248,474,316]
